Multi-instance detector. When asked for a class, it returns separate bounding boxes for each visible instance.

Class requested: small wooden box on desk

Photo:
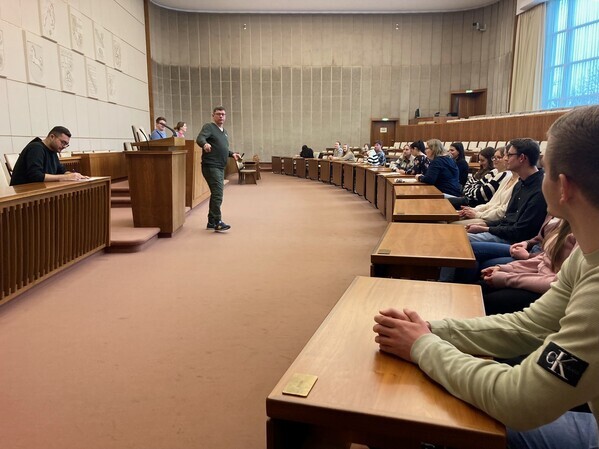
[128,137,186,237]
[393,198,459,223]
[266,276,505,449]
[371,223,476,280]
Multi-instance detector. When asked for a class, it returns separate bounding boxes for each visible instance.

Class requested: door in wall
[370,120,397,147]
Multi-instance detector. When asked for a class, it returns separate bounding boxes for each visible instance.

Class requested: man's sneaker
[214,221,231,232]
[206,222,216,230]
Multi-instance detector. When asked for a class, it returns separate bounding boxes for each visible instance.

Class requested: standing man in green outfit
[196,106,240,232]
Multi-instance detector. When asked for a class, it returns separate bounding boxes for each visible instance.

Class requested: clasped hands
[373,308,431,362]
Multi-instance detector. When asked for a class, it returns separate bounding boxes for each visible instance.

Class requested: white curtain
[510,3,546,112]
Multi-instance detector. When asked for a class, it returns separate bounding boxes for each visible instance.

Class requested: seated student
[150,116,168,140]
[450,147,510,209]
[333,141,343,158]
[373,106,599,449]
[367,141,386,166]
[10,126,88,186]
[448,142,469,187]
[457,145,516,224]
[330,144,356,162]
[403,140,430,175]
[390,144,415,172]
[415,139,462,197]
[479,218,576,315]
[174,121,187,137]
[299,144,314,158]
[466,138,547,244]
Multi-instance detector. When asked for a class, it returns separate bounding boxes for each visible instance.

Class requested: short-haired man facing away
[10,126,88,186]
[373,106,599,449]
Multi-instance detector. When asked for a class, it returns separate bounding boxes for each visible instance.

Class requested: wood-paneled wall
[396,111,567,142]
[148,1,516,159]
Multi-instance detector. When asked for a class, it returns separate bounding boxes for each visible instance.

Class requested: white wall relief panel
[0,28,5,77]
[39,0,57,41]
[93,23,105,63]
[59,46,75,92]
[112,35,122,71]
[23,31,45,86]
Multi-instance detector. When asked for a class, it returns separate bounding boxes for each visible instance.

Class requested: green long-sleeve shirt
[412,247,599,435]
[196,122,234,169]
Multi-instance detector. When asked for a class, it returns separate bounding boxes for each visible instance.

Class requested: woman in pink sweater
[480,218,576,315]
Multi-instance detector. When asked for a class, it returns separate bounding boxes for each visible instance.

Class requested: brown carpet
[0,172,387,449]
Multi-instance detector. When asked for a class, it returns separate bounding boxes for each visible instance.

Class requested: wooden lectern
[183,140,210,209]
[126,137,186,236]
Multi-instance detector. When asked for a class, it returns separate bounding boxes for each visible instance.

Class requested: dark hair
[509,138,540,166]
[475,147,496,179]
[547,106,599,207]
[302,144,308,151]
[409,140,425,153]
[213,106,226,113]
[174,121,185,131]
[450,142,465,162]
[155,116,166,124]
[48,126,71,138]
[375,140,383,147]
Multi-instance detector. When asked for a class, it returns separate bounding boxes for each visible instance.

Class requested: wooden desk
[384,182,442,221]
[272,156,282,174]
[320,159,332,183]
[342,162,357,192]
[125,142,186,236]
[0,178,111,306]
[266,276,505,449]
[371,223,476,280]
[331,160,344,186]
[282,157,295,176]
[306,159,319,180]
[182,140,210,209]
[376,173,415,214]
[365,167,392,204]
[354,165,367,196]
[76,152,127,180]
[294,157,307,178]
[59,156,82,173]
[393,198,459,223]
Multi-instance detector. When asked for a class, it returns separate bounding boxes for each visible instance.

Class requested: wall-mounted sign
[380,127,387,133]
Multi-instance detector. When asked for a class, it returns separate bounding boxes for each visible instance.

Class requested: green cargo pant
[201,165,225,224]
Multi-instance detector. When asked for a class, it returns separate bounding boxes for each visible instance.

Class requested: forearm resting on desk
[44,172,88,182]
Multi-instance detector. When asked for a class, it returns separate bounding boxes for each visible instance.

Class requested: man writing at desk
[10,126,87,186]
[374,106,599,449]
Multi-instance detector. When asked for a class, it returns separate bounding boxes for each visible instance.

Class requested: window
[542,0,599,109]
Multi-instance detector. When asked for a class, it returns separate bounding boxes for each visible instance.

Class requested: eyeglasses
[158,122,166,126]
[492,156,502,160]
[506,152,520,158]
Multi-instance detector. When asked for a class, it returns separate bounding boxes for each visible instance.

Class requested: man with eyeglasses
[150,116,168,140]
[374,106,599,449]
[10,126,88,186]
[465,138,547,244]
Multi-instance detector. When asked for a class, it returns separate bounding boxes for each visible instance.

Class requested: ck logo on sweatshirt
[537,342,588,386]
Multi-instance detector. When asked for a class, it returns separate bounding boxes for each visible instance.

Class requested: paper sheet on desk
[394,178,418,183]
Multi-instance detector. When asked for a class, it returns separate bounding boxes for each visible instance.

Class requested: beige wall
[149,1,515,159]
[0,0,150,157]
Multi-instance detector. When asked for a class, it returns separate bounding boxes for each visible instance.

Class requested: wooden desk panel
[393,198,459,222]
[0,178,111,306]
[282,157,295,176]
[307,159,319,180]
[295,158,307,178]
[371,223,476,280]
[331,161,343,186]
[77,152,127,180]
[355,165,367,196]
[320,159,332,183]
[125,150,186,236]
[365,167,392,204]
[183,140,209,209]
[59,156,82,173]
[342,163,355,191]
[375,173,409,213]
[267,276,504,449]
[272,156,282,174]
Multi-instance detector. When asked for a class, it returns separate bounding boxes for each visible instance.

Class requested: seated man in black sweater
[10,126,87,186]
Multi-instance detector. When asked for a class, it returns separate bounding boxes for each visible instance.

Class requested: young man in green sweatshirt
[374,105,599,449]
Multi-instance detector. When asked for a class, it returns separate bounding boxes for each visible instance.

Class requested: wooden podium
[183,140,210,209]
[126,137,186,236]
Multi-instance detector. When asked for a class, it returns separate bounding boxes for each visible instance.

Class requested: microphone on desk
[163,124,178,137]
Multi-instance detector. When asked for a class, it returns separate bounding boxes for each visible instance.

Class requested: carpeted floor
[0,172,387,449]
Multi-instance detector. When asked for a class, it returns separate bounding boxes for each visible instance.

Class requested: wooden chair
[236,159,258,184]
[4,153,19,176]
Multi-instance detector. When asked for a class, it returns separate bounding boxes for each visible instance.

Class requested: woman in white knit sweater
[456,145,517,225]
